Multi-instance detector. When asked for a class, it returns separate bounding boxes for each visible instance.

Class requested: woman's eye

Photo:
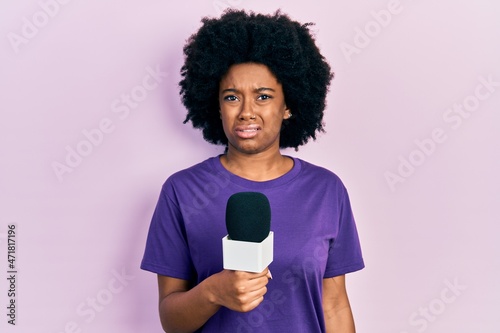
[257,94,272,101]
[223,95,238,102]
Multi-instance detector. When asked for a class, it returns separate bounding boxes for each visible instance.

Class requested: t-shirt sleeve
[140,181,195,280]
[324,184,365,278]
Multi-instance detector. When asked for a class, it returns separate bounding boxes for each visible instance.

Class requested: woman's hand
[205,268,271,312]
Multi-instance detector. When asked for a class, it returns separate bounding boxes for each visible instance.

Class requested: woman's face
[218,62,291,155]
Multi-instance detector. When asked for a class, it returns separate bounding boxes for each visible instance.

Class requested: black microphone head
[226,192,271,243]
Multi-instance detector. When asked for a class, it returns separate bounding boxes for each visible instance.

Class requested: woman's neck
[220,148,293,182]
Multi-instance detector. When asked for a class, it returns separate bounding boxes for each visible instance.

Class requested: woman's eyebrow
[221,88,239,94]
[256,87,275,93]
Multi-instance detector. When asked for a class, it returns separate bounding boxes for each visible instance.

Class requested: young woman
[141,10,364,333]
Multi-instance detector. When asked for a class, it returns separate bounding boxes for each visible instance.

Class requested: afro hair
[180,9,333,149]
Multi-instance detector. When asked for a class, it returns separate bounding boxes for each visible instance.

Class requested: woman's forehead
[220,63,281,89]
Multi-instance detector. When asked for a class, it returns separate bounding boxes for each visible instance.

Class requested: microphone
[222,192,274,273]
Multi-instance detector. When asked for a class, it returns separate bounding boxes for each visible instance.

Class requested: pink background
[1,1,499,332]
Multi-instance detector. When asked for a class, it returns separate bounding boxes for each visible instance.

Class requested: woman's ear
[283,108,292,120]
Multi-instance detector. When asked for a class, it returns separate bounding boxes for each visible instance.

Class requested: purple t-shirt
[141,156,364,332]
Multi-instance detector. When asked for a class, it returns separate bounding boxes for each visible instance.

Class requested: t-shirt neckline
[210,155,302,190]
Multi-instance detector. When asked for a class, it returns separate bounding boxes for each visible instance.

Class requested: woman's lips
[235,125,261,139]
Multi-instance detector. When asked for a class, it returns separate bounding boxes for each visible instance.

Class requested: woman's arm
[322,275,356,333]
[158,268,270,333]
